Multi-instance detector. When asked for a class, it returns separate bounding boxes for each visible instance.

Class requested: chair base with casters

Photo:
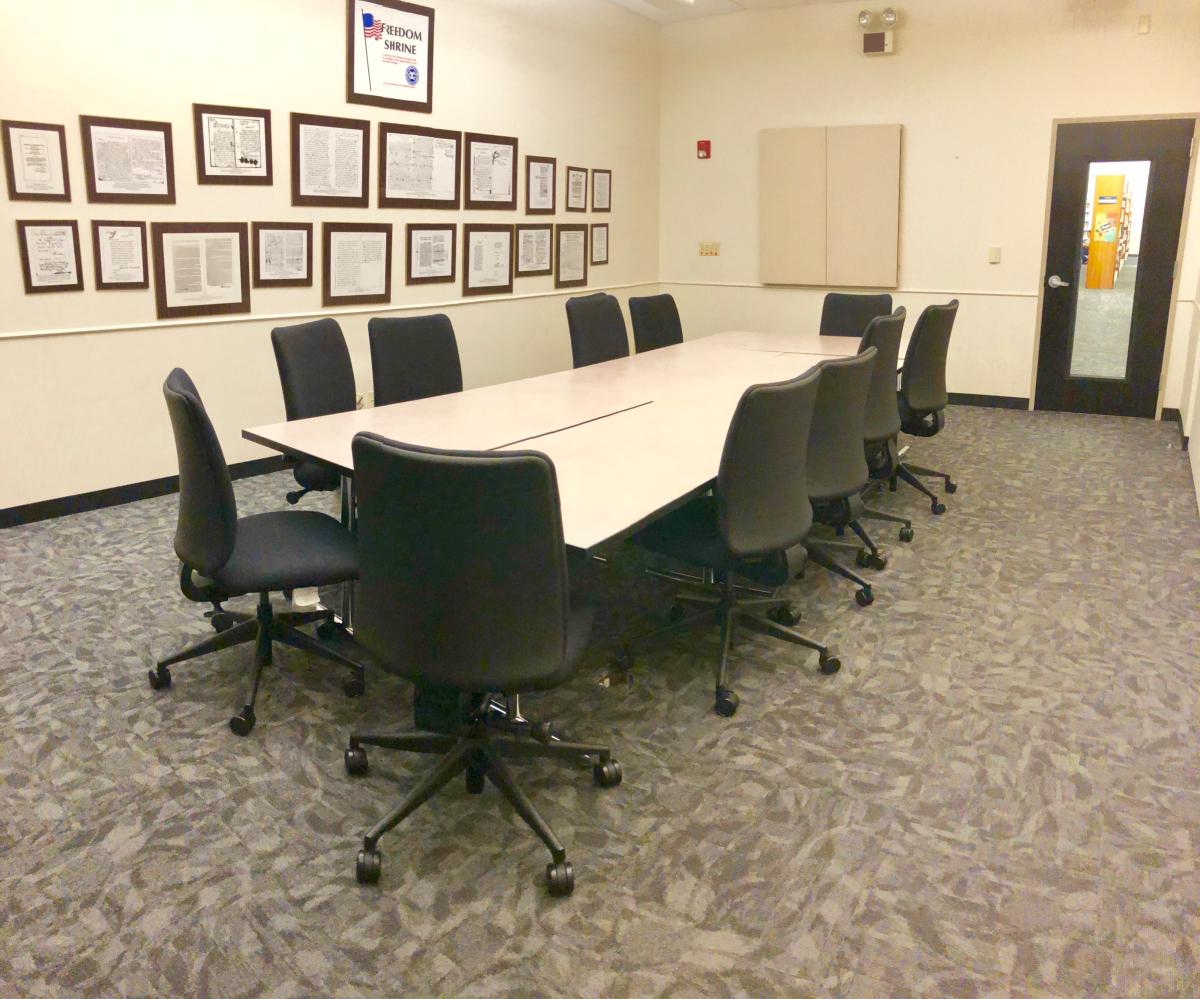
[151,565,365,736]
[860,440,915,542]
[897,408,958,514]
[345,695,621,896]
[806,495,887,607]
[616,563,840,718]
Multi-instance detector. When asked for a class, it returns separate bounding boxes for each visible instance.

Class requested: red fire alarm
[697,140,711,160]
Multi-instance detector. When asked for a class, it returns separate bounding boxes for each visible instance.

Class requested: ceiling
[607,0,853,24]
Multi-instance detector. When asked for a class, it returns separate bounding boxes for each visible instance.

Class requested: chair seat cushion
[293,460,341,493]
[213,511,357,595]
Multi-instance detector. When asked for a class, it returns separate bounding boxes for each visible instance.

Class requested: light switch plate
[987,246,1002,264]
[699,241,720,257]
[1137,15,1151,34]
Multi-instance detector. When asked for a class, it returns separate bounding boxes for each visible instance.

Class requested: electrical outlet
[699,241,720,257]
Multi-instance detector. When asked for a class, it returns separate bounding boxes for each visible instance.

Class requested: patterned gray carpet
[2,406,1199,998]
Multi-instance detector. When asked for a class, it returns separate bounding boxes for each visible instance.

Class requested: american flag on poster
[362,12,384,39]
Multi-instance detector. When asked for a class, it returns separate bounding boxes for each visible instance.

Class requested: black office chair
[819,292,894,338]
[154,369,363,735]
[270,319,357,506]
[804,349,886,607]
[343,432,621,896]
[566,292,630,368]
[621,368,839,718]
[368,314,464,407]
[629,293,684,353]
[896,300,960,513]
[856,309,915,543]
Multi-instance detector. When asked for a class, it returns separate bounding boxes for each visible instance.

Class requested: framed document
[565,166,587,212]
[80,116,174,204]
[591,223,609,266]
[16,220,83,294]
[379,123,459,209]
[192,104,272,185]
[323,222,392,306]
[525,155,555,215]
[347,0,435,114]
[2,121,70,201]
[151,222,250,320]
[515,224,552,278]
[291,113,370,208]
[252,222,313,288]
[592,168,611,212]
[406,223,456,285]
[464,132,517,211]
[555,224,588,289]
[91,220,148,290]
[463,224,513,297]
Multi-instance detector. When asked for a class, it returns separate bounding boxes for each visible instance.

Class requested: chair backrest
[629,293,684,353]
[819,292,894,338]
[566,293,630,368]
[351,432,571,693]
[717,368,822,559]
[162,369,238,577]
[270,318,357,421]
[806,349,878,501]
[900,300,959,414]
[858,307,907,443]
[368,314,463,407]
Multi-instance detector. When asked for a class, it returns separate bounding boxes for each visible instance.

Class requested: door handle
[1047,274,1070,289]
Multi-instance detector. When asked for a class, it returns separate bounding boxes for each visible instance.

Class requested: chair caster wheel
[466,760,486,794]
[148,666,171,690]
[899,526,914,543]
[344,745,368,776]
[357,848,382,884]
[945,480,958,494]
[209,612,235,633]
[668,603,685,622]
[931,500,946,515]
[855,549,872,569]
[868,552,888,571]
[593,760,623,788]
[767,604,800,627]
[714,688,740,717]
[855,588,874,607]
[819,655,842,675]
[228,707,256,737]
[317,620,339,640]
[342,673,365,698]
[546,861,574,897]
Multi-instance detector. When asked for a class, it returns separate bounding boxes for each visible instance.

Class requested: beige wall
[657,0,1200,402]
[0,0,661,508]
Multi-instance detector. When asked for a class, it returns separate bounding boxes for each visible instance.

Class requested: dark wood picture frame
[291,112,370,208]
[346,0,435,115]
[405,222,457,286]
[322,221,392,307]
[525,155,556,215]
[151,222,250,320]
[80,115,175,204]
[2,120,70,201]
[462,223,513,297]
[515,223,553,278]
[252,222,313,288]
[91,220,148,290]
[590,223,609,266]
[555,223,588,290]
[565,165,588,213]
[16,219,84,294]
[463,132,518,211]
[192,103,273,186]
[379,123,460,209]
[591,168,612,213]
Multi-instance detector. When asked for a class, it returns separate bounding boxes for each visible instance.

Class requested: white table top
[715,330,909,357]
[243,331,840,550]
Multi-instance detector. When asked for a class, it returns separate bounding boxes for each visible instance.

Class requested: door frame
[1028,113,1199,418]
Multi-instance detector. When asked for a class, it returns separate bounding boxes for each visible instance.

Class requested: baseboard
[1162,407,1188,451]
[948,393,1029,410]
[0,456,287,530]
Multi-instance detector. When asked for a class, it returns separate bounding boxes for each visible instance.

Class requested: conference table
[243,331,877,554]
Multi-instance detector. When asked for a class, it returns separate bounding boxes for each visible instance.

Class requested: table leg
[338,474,356,632]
